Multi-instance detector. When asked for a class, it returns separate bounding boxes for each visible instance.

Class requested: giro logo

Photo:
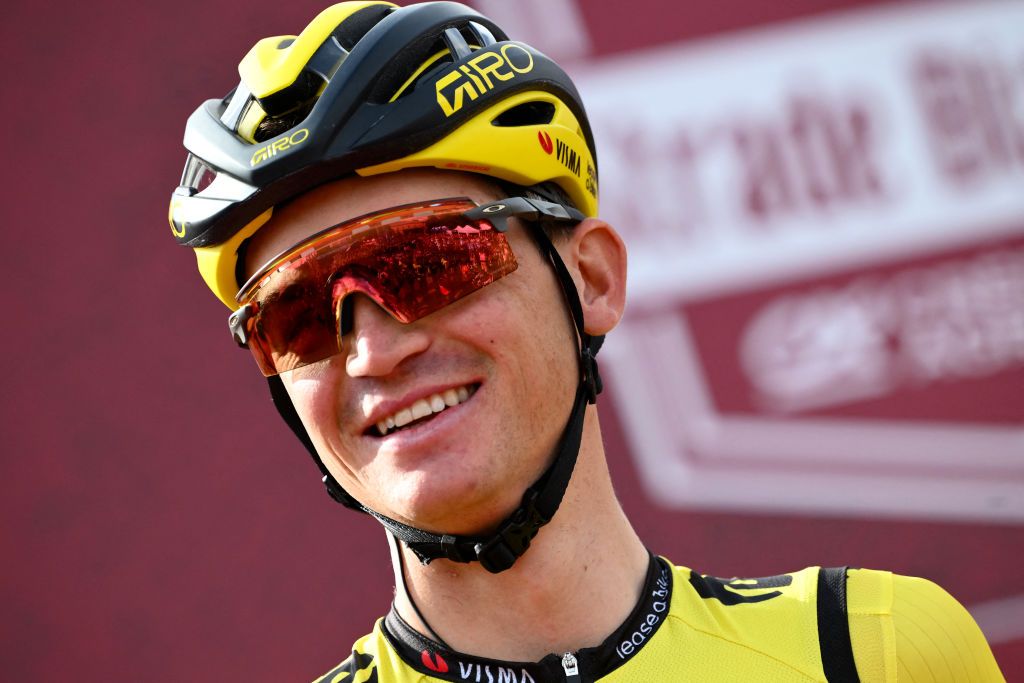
[250,128,309,166]
[436,44,535,117]
[538,131,553,154]
[421,650,449,673]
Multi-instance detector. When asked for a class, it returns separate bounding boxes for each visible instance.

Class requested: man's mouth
[372,384,478,437]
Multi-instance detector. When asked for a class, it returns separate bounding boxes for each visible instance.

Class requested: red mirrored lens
[235,198,518,375]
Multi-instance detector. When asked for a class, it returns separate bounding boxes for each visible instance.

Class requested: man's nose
[344,294,430,378]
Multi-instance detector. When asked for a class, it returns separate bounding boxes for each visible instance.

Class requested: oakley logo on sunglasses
[250,128,310,167]
[482,204,506,213]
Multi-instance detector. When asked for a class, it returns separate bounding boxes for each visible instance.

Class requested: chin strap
[266,218,602,574]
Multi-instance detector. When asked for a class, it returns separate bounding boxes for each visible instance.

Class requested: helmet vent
[442,27,472,60]
[466,21,497,47]
[367,33,453,103]
[332,4,394,50]
[179,154,218,194]
[259,70,323,117]
[492,101,556,127]
[252,95,317,142]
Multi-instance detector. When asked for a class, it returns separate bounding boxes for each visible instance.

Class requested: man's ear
[562,218,628,336]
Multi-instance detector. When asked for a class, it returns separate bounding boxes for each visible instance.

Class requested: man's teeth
[376,386,472,436]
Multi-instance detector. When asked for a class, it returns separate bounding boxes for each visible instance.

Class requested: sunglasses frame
[227,195,585,372]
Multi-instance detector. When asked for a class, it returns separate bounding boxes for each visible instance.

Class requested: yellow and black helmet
[170,1,599,309]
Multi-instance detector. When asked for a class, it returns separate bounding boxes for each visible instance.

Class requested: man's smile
[366,382,480,437]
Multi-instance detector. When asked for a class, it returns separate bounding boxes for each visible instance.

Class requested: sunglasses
[229,196,584,376]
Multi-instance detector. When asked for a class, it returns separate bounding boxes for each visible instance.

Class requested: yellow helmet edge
[196,208,274,309]
[239,2,399,100]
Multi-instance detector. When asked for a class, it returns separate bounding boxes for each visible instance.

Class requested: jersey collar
[382,554,672,681]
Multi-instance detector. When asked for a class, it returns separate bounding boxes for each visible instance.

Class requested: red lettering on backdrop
[789,97,882,207]
[598,93,887,243]
[733,95,884,222]
[913,47,1024,186]
[733,122,796,220]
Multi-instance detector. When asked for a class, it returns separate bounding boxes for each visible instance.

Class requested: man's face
[244,169,580,535]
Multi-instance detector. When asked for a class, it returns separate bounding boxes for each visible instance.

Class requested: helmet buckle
[474,490,549,573]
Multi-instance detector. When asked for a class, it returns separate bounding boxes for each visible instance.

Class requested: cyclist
[168,3,1004,681]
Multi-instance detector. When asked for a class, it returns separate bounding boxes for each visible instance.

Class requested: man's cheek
[285,371,340,431]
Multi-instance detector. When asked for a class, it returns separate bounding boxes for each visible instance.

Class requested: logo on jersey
[690,571,792,605]
[614,563,670,660]
[456,663,537,682]
[421,650,449,673]
[318,649,377,683]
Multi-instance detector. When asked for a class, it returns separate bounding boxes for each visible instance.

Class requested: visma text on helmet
[250,128,310,167]
[436,44,535,117]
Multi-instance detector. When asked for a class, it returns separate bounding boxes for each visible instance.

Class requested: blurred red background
[2,0,1021,680]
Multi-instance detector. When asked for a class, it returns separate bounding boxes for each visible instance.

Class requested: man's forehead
[243,169,502,279]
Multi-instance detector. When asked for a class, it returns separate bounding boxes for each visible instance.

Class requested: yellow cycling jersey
[315,557,1004,682]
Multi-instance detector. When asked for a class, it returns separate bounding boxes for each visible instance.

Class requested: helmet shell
[169,1,599,308]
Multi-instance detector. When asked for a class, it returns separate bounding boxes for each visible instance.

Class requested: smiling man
[169,2,1003,681]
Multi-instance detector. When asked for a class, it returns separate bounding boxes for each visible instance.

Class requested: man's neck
[390,416,650,662]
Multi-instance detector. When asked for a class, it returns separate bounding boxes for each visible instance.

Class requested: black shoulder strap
[817,566,860,683]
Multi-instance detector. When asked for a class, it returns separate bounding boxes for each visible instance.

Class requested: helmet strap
[387,529,452,649]
[267,374,363,511]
